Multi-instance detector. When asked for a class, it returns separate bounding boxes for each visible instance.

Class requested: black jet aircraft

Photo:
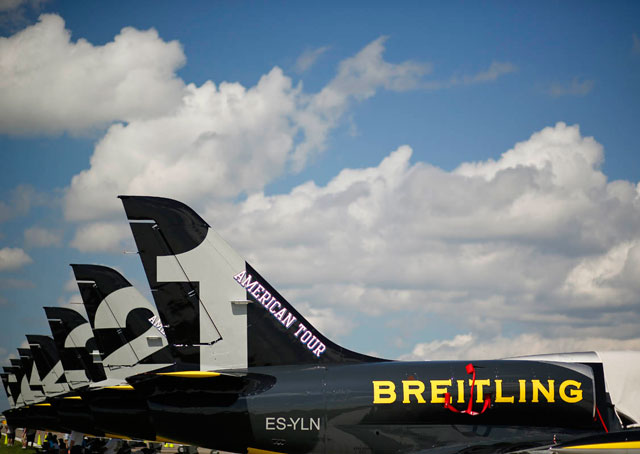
[70,263,174,441]
[118,195,634,454]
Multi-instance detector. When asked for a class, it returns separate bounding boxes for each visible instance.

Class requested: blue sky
[1,1,639,408]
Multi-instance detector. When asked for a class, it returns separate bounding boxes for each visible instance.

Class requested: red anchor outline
[443,363,491,415]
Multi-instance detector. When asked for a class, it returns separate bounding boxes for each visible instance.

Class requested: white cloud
[401,333,640,361]
[548,77,595,97]
[424,61,517,90]
[0,184,48,223]
[466,61,518,83]
[563,241,640,307]
[24,226,62,248]
[291,37,430,170]
[203,122,640,350]
[0,14,186,135]
[0,277,34,288]
[69,221,130,253]
[63,36,430,222]
[0,247,32,271]
[294,46,330,73]
[295,303,356,339]
[56,292,89,320]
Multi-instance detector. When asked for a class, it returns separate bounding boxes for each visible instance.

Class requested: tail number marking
[265,417,321,431]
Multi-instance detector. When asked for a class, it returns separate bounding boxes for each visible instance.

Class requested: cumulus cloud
[548,77,595,97]
[0,14,186,135]
[63,35,430,223]
[24,226,62,248]
[69,221,130,253]
[0,247,32,271]
[197,122,640,356]
[290,37,430,169]
[401,333,640,361]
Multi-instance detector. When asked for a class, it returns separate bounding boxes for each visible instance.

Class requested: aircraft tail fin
[44,306,107,386]
[1,372,15,408]
[5,362,25,407]
[71,264,174,377]
[25,334,70,396]
[119,195,380,369]
[17,348,45,403]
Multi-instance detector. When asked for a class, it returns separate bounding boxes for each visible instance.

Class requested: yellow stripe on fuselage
[560,441,640,450]
[104,385,134,390]
[154,436,184,444]
[247,448,287,454]
[155,371,221,378]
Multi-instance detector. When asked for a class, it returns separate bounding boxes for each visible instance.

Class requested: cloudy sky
[1,0,639,407]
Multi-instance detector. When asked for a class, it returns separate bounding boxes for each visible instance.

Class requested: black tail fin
[26,334,70,397]
[17,348,45,403]
[5,362,25,407]
[71,264,174,376]
[0,372,14,408]
[44,306,107,386]
[119,195,380,369]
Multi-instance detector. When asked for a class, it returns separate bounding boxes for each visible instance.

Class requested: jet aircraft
[117,195,640,454]
[1,194,639,454]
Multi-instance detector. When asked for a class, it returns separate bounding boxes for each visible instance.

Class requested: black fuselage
[128,359,605,453]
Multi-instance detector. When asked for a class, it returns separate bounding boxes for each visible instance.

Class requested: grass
[0,441,38,454]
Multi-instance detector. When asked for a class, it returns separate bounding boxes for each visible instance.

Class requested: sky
[1,0,639,408]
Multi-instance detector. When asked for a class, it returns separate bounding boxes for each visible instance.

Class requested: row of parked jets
[2,195,639,454]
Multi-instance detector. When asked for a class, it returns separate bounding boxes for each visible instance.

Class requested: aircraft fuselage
[131,360,604,453]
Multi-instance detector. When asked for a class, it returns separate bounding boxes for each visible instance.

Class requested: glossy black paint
[49,393,105,437]
[120,197,206,365]
[116,195,617,453]
[126,360,605,454]
[72,264,173,363]
[245,263,381,367]
[79,387,156,441]
[26,335,64,383]
[44,306,106,383]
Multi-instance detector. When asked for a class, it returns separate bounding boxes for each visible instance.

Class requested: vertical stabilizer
[26,334,70,397]
[5,363,25,407]
[1,373,15,408]
[71,264,173,378]
[119,195,380,369]
[44,307,106,387]
[17,348,45,403]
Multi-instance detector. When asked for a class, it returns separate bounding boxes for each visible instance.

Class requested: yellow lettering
[519,379,527,402]
[456,379,465,403]
[469,379,491,403]
[403,380,426,404]
[495,379,514,403]
[430,380,451,404]
[559,380,582,403]
[373,381,396,404]
[532,379,555,403]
